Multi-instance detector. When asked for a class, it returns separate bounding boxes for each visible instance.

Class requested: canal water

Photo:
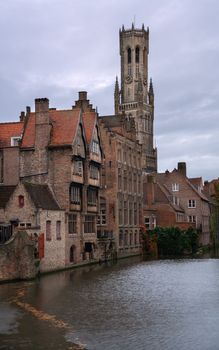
[1,257,219,350]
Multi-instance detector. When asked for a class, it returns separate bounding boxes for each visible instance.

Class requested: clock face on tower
[125,75,133,84]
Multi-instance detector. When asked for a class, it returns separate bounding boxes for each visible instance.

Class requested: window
[129,201,133,225]
[138,174,141,194]
[73,159,83,176]
[119,230,123,247]
[172,183,179,192]
[124,201,128,225]
[18,195,24,208]
[128,172,132,192]
[56,221,61,240]
[127,47,131,64]
[188,199,196,208]
[119,200,123,225]
[84,215,95,233]
[87,187,97,206]
[144,217,150,230]
[46,220,51,241]
[97,199,106,225]
[134,202,137,225]
[188,215,196,223]
[118,168,122,190]
[124,231,128,246]
[173,196,180,206]
[133,173,137,193]
[135,47,140,63]
[152,216,156,229]
[134,230,138,245]
[129,231,133,246]
[90,164,99,180]
[11,136,21,146]
[69,214,77,234]
[70,185,81,204]
[124,170,127,191]
[92,140,100,155]
[117,148,121,162]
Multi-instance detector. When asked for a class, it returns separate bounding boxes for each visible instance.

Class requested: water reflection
[1,257,219,350]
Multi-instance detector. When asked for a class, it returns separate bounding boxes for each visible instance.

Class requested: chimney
[34,97,50,148]
[178,162,187,177]
[26,106,31,114]
[35,98,49,113]
[20,111,25,122]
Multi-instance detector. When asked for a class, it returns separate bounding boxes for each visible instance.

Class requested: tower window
[135,47,140,63]
[127,48,131,64]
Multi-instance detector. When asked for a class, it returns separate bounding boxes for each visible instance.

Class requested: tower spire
[114,76,120,115]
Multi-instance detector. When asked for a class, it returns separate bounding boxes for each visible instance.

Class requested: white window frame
[188,199,196,208]
[11,136,21,146]
[172,183,179,192]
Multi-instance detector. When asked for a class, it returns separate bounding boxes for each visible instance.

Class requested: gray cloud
[0,0,219,180]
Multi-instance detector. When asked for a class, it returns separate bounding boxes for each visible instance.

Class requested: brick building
[143,163,211,245]
[0,120,23,185]
[98,114,143,258]
[19,92,103,264]
[0,182,65,272]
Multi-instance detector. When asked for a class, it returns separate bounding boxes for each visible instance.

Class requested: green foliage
[147,226,199,257]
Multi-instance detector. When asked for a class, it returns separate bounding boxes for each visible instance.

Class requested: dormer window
[11,136,21,146]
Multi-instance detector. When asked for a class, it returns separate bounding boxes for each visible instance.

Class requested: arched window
[135,47,140,63]
[127,48,131,64]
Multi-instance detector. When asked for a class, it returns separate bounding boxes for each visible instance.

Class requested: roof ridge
[0,121,23,125]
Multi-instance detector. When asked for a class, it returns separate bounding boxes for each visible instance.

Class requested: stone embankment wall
[0,231,36,282]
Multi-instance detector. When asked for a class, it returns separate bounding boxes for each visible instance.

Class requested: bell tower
[114,23,157,172]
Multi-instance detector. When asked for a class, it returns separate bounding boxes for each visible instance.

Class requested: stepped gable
[23,182,60,210]
[0,186,16,208]
[0,122,23,147]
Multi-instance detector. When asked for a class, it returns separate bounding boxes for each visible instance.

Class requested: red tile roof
[21,113,35,148]
[82,111,96,145]
[21,109,81,148]
[50,110,80,146]
[0,122,23,147]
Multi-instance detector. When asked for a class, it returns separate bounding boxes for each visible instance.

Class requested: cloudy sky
[0,0,218,180]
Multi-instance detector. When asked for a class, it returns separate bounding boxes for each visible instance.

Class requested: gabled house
[18,92,103,265]
[0,181,65,272]
[143,174,191,231]
[154,163,210,245]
